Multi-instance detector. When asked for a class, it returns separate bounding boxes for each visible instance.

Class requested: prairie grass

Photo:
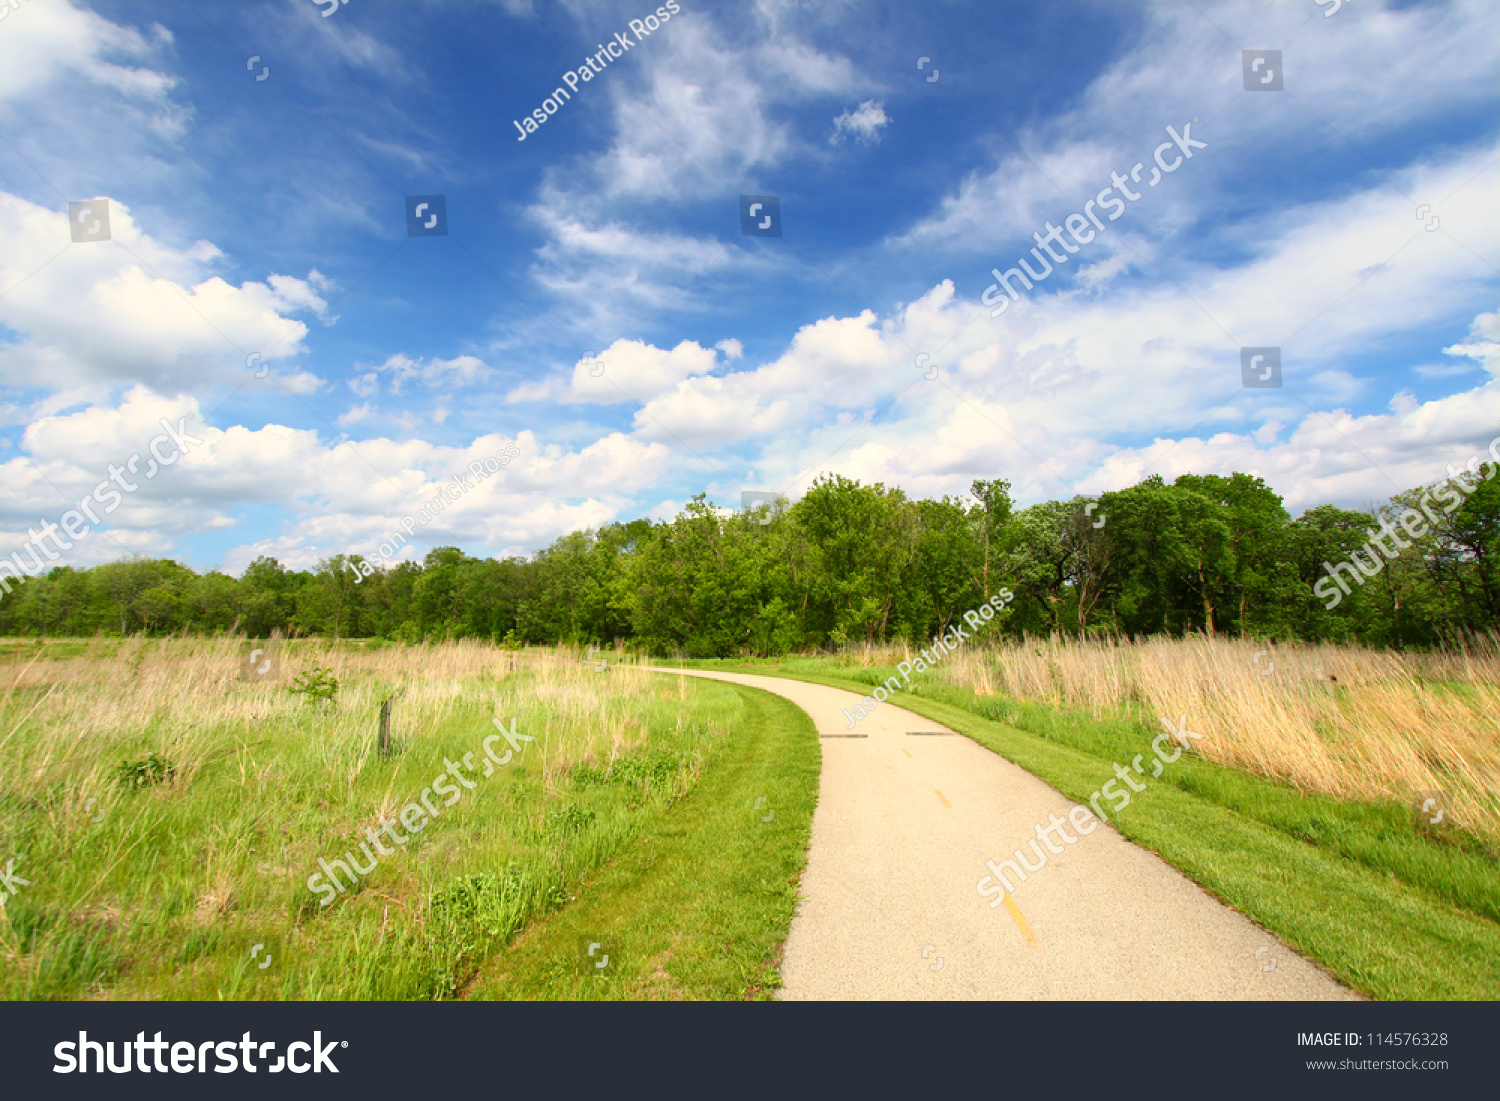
[829,634,1500,844]
[0,637,755,1000]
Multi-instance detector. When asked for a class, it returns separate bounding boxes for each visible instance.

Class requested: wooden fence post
[379,697,392,756]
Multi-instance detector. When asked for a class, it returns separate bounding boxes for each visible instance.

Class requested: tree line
[2,467,1496,654]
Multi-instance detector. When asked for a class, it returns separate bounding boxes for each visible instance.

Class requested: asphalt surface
[659,667,1356,1001]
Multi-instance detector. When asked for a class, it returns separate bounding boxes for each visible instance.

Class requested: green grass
[0,645,816,1000]
[467,683,819,999]
[678,655,1500,1001]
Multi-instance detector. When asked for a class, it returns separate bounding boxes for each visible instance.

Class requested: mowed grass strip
[466,682,819,1000]
[687,658,1500,1001]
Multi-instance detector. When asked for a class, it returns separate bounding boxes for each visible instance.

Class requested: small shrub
[288,662,339,706]
[429,866,530,938]
[115,752,175,790]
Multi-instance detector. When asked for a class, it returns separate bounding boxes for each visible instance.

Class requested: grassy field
[467,685,818,999]
[681,636,1500,1001]
[7,630,1496,1001]
[0,638,816,1000]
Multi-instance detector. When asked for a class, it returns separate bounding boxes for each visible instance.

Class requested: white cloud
[584,140,1498,515]
[587,17,862,202]
[0,387,677,572]
[0,1,178,108]
[348,373,380,398]
[1442,308,1500,377]
[830,99,888,145]
[524,194,741,334]
[627,299,926,449]
[520,7,870,333]
[0,0,189,214]
[338,403,377,426]
[278,370,325,396]
[505,338,724,406]
[0,193,331,396]
[359,353,491,396]
[634,374,795,448]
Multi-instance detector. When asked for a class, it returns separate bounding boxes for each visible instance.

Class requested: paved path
[658,668,1355,1001]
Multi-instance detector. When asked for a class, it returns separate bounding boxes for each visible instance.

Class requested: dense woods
[3,467,1497,655]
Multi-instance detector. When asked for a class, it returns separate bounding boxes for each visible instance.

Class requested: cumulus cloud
[0,193,330,397]
[830,100,888,145]
[569,138,1498,514]
[1442,308,1500,377]
[505,338,725,406]
[0,388,677,572]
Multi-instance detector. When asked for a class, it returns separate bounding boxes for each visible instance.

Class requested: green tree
[794,475,918,645]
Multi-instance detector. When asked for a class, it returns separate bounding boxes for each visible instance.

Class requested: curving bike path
[657,667,1355,1001]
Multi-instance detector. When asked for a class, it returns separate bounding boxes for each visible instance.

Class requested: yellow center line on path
[1003,893,1042,949]
[935,789,951,808]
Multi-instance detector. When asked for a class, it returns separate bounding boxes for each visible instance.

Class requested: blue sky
[1,0,1496,574]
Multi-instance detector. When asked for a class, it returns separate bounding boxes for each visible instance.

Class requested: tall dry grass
[904,634,1500,842]
[0,637,670,812]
